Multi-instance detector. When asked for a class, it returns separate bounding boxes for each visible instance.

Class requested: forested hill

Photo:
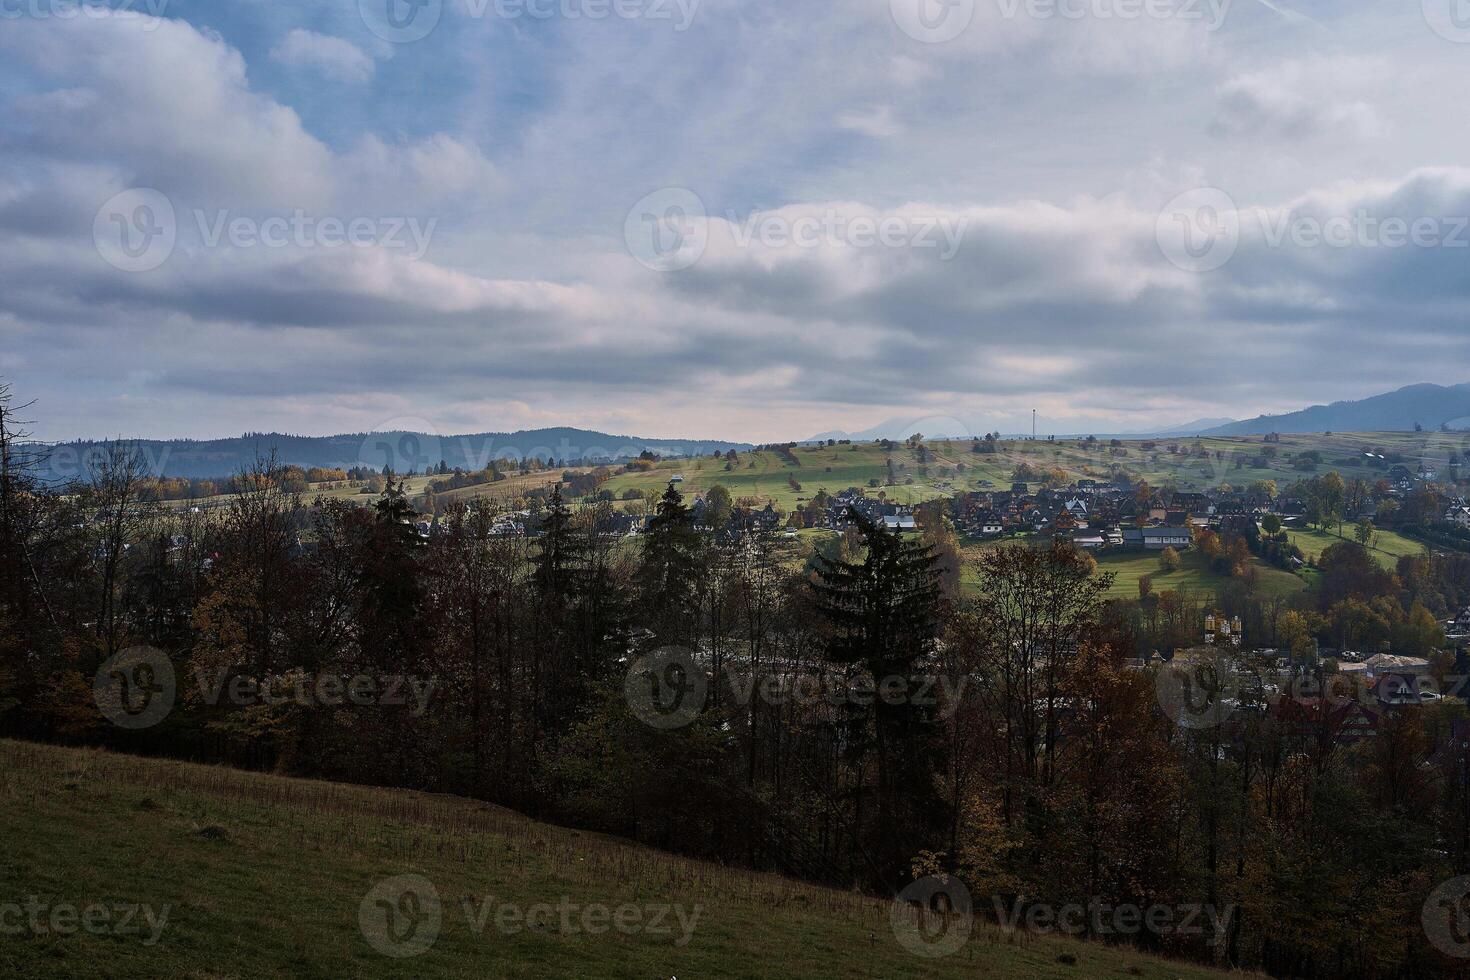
[1202,383,1470,436]
[27,427,754,480]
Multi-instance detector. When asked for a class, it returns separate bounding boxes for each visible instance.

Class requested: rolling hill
[26,428,753,481]
[1202,383,1470,436]
[0,739,1248,980]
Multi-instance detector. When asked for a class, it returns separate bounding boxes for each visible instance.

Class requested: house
[1070,531,1105,550]
[1446,505,1470,529]
[882,515,917,532]
[1127,526,1192,551]
[1364,653,1431,679]
[1268,695,1380,742]
[975,510,1004,536]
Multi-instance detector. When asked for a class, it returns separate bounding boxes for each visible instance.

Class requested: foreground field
[0,740,1246,979]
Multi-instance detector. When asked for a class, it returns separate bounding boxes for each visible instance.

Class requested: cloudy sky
[4,0,1470,442]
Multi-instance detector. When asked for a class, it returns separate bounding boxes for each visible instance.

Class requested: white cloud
[1212,57,1387,141]
[269,29,375,85]
[836,105,901,139]
[8,1,1470,441]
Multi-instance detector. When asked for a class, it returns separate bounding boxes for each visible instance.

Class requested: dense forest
[7,381,1470,978]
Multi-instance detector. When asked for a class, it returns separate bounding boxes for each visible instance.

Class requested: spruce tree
[809,507,946,879]
[637,482,704,645]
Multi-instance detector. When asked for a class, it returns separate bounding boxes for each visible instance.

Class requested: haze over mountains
[810,385,1470,442]
[1198,384,1470,437]
[30,384,1470,482]
[33,428,753,481]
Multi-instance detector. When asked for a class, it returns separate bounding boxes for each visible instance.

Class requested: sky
[3,0,1470,443]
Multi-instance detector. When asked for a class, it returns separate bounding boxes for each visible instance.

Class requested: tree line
[6,384,1470,977]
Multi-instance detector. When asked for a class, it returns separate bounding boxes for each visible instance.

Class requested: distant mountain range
[1198,384,1470,436]
[33,384,1470,483]
[808,416,1237,442]
[30,428,753,481]
[809,384,1470,442]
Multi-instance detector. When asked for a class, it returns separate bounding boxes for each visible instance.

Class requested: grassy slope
[600,431,1462,513]
[1093,550,1305,601]
[161,469,571,512]
[164,431,1459,518]
[1284,527,1427,572]
[0,740,1246,980]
